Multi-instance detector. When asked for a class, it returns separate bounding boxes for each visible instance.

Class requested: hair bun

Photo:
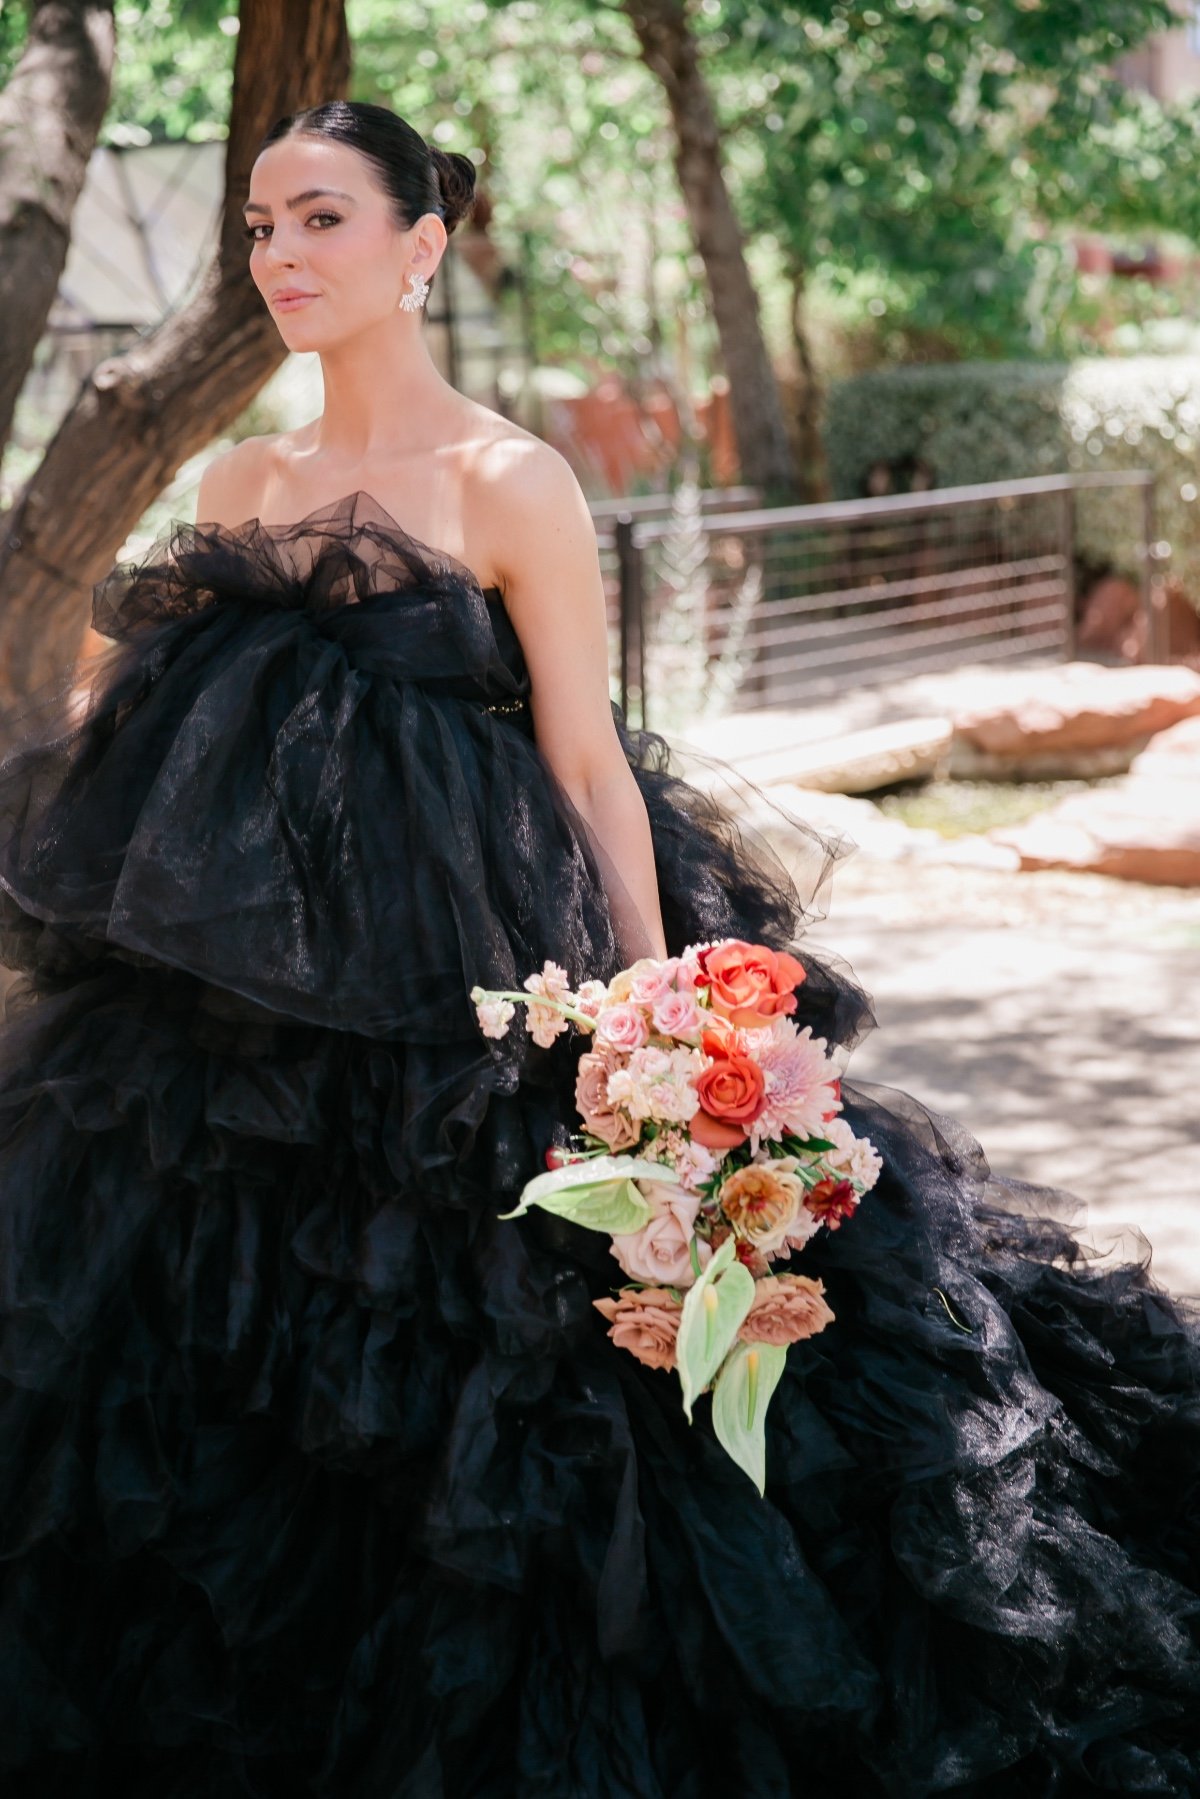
[429,148,477,234]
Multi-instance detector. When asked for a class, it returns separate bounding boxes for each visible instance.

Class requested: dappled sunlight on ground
[802,854,1200,1295]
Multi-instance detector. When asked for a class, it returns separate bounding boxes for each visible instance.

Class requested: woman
[0,100,1196,1798]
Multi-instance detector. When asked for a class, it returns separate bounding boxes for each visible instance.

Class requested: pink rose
[652,989,703,1039]
[575,1044,641,1152]
[737,1273,834,1346]
[593,1287,683,1372]
[595,1002,650,1052]
[641,1177,701,1236]
[629,963,675,1005]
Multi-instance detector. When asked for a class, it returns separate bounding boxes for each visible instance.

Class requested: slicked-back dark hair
[254,100,477,303]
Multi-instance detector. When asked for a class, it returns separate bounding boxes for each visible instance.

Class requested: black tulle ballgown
[0,490,1197,1798]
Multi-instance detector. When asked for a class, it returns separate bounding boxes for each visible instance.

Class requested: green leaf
[497,1153,680,1232]
[783,1134,835,1155]
[711,1340,789,1496]
[675,1238,755,1423]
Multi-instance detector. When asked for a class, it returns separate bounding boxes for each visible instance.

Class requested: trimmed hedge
[823,357,1200,603]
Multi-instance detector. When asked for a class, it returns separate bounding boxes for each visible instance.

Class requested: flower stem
[472,988,598,1030]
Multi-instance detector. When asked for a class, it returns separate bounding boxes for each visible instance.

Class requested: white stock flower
[823,1115,883,1190]
[524,959,572,1001]
[526,1000,568,1048]
[476,998,515,1039]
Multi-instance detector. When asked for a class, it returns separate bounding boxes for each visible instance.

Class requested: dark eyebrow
[242,187,357,217]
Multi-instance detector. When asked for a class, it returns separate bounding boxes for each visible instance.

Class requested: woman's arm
[479,439,669,962]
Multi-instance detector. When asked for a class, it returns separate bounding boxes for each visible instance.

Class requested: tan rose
[737,1273,834,1346]
[575,1044,641,1152]
[593,1287,684,1372]
[717,1161,804,1253]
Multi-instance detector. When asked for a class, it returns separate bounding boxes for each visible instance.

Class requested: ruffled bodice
[0,491,863,1055]
[90,488,534,711]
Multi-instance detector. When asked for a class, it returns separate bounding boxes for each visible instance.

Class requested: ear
[409,212,447,278]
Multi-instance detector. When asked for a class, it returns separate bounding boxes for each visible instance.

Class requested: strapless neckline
[226,488,505,604]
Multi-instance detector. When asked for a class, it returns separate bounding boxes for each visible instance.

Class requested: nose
[263,225,300,268]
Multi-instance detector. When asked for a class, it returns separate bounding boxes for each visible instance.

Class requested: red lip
[272,289,318,302]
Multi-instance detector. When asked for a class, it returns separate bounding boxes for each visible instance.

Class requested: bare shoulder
[467,418,593,587]
[193,433,282,529]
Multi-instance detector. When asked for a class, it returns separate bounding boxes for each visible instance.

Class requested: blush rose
[608,1180,712,1288]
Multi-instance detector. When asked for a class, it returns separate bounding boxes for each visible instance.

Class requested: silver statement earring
[398,271,430,312]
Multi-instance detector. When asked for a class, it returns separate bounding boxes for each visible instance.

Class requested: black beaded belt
[483,695,530,716]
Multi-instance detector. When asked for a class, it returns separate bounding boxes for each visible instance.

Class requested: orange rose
[690,1108,749,1150]
[693,1031,765,1128]
[698,940,807,1029]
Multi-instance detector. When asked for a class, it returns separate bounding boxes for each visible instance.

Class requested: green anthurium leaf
[497,1153,679,1230]
[675,1239,755,1423]
[711,1339,789,1495]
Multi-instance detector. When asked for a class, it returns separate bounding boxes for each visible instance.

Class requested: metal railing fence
[600,471,1168,731]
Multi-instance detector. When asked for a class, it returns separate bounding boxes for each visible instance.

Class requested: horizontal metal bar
[631,469,1154,544]
[719,605,1070,677]
[714,580,1068,655]
[695,553,1067,621]
[589,486,760,523]
[753,632,1071,703]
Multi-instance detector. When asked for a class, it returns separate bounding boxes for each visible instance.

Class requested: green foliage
[10,0,1200,444]
[348,0,700,382]
[708,0,1190,358]
[824,354,1200,599]
[0,1,29,86]
[105,1,236,142]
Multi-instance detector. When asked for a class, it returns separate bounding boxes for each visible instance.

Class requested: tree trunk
[622,0,799,501]
[0,0,350,735]
[0,0,116,463]
[789,265,828,502]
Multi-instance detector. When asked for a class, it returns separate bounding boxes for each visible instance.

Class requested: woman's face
[243,133,444,348]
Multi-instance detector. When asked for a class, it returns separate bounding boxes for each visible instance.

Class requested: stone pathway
[786,816,1200,1296]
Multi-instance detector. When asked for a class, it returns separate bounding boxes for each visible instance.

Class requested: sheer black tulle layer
[0,494,1197,1797]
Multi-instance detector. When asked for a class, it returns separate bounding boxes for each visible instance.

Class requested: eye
[242,211,342,243]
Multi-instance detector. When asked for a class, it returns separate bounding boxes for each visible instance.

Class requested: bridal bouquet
[470,938,881,1493]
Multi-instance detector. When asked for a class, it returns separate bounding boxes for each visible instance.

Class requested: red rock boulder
[990,775,1200,885]
[950,662,1200,779]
